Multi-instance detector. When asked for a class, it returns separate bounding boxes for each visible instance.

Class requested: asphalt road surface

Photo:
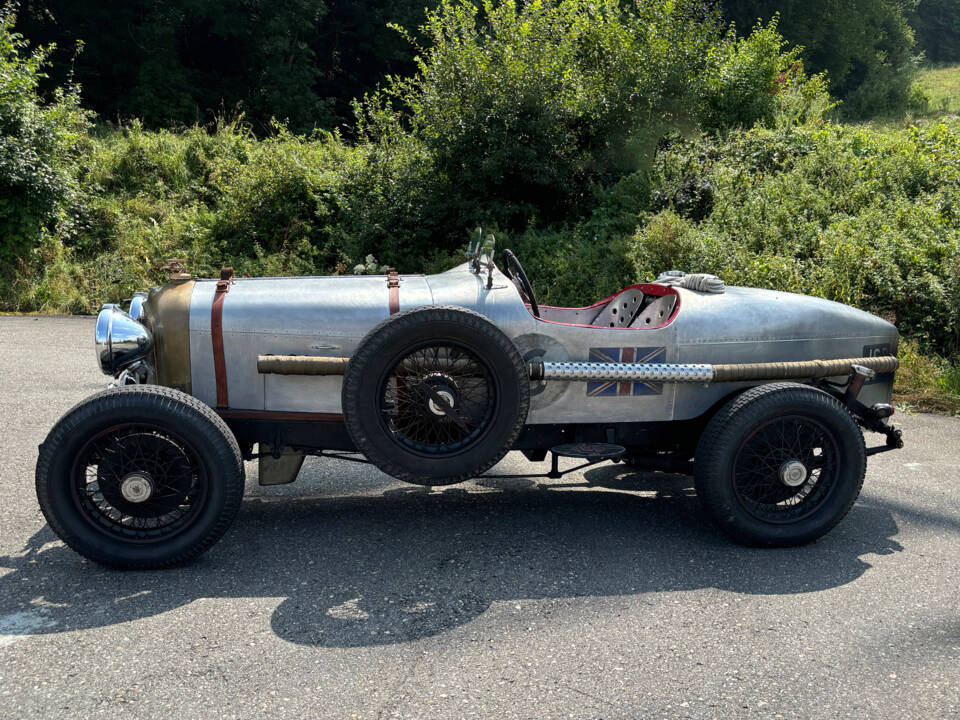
[1,315,958,719]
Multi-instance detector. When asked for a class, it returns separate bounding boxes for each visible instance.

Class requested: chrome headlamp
[128,291,148,322]
[95,303,153,375]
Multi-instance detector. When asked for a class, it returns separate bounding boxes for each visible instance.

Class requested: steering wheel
[501,249,540,318]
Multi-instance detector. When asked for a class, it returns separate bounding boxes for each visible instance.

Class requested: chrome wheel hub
[428,389,456,416]
[779,460,808,488]
[119,472,155,503]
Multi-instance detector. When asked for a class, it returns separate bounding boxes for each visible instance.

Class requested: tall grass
[896,340,960,414]
[915,65,960,116]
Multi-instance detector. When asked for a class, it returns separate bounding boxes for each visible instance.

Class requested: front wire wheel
[36,386,245,569]
[695,383,866,546]
[73,423,208,541]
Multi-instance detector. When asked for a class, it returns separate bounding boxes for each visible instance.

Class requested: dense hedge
[6,115,958,360]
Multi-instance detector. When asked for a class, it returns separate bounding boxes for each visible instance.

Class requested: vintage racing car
[36,239,904,568]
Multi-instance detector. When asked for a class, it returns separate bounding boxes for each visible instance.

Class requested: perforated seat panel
[631,293,677,328]
[590,288,645,327]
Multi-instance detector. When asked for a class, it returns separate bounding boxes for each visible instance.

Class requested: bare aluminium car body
[147,262,897,427]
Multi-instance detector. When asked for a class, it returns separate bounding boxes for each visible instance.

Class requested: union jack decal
[586,347,666,397]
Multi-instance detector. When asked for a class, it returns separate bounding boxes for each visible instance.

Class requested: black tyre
[694,383,866,546]
[36,386,245,569]
[342,306,530,485]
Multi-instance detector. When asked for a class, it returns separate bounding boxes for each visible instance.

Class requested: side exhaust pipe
[258,354,898,384]
[530,356,899,383]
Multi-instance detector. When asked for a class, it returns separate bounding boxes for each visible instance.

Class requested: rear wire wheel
[731,414,840,522]
[342,306,529,485]
[694,383,866,546]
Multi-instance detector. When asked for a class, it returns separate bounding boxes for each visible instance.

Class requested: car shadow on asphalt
[0,466,906,648]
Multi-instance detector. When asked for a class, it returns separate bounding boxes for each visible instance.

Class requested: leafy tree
[361,0,728,228]
[313,0,430,130]
[720,0,918,117]
[908,0,960,63]
[14,1,331,130]
[13,0,430,132]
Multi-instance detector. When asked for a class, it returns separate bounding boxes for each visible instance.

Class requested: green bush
[362,0,741,229]
[206,127,357,274]
[701,20,833,131]
[0,9,89,266]
[896,338,960,414]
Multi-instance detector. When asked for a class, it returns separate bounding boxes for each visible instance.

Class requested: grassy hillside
[916,65,960,116]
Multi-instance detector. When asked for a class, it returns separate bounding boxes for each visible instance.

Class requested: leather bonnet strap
[211,266,234,408]
[386,268,400,315]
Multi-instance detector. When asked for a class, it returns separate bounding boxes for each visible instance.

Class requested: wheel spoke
[379,342,495,456]
[73,424,206,542]
[733,415,840,523]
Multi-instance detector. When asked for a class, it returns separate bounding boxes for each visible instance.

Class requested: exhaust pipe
[258,354,898,384]
[530,356,899,383]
